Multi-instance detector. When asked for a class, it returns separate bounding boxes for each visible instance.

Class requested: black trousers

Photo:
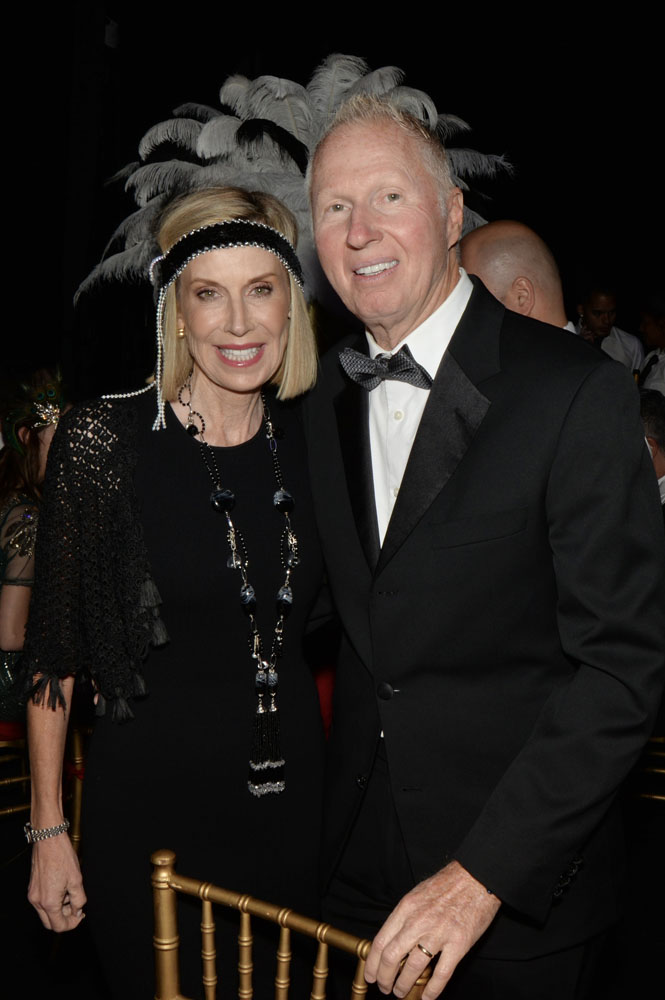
[323,740,604,1000]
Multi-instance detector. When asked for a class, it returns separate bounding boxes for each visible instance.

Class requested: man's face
[578,292,617,339]
[311,120,463,349]
[639,313,665,349]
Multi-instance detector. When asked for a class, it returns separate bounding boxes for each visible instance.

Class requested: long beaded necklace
[178,373,298,796]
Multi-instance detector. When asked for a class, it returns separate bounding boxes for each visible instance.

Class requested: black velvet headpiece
[149,220,304,291]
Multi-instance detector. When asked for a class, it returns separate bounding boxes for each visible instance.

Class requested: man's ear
[509,276,536,316]
[445,188,464,249]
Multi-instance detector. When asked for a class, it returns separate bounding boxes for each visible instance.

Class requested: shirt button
[392,486,399,498]
[393,409,404,421]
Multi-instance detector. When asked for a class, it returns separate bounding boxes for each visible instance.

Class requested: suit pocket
[429,506,528,549]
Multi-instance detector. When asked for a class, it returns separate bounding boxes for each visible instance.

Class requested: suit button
[377,682,394,700]
[356,774,367,789]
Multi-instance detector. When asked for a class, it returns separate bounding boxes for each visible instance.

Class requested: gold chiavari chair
[0,721,30,818]
[0,722,87,846]
[633,736,665,803]
[152,849,432,1000]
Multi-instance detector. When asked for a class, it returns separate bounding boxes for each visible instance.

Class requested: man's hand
[365,861,501,999]
[28,834,86,932]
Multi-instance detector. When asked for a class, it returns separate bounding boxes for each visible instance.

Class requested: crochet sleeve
[22,400,167,720]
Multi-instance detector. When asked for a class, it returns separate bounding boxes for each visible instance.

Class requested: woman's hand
[28,833,86,932]
[26,675,84,932]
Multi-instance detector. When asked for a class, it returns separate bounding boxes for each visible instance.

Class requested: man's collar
[365,269,474,378]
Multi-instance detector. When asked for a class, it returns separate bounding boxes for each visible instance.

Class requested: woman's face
[176,245,291,399]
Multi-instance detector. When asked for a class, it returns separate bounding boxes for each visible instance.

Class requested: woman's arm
[0,583,31,650]
[27,675,86,931]
[0,499,38,651]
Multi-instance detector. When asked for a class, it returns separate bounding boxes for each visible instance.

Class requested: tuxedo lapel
[376,280,500,574]
[334,370,381,571]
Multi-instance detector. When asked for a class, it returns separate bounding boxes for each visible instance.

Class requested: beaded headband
[139,219,304,430]
[149,220,304,292]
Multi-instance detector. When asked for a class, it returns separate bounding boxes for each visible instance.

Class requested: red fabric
[0,720,26,740]
[314,662,335,738]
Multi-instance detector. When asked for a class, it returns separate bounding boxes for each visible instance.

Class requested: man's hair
[577,279,617,306]
[640,292,665,322]
[640,389,665,451]
[307,94,456,210]
[156,186,316,401]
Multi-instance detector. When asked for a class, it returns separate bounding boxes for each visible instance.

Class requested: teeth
[218,346,262,360]
[355,260,397,276]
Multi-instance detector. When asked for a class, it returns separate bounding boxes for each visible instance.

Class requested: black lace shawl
[22,397,168,721]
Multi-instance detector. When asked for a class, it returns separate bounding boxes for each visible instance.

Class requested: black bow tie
[638,352,659,387]
[339,345,433,391]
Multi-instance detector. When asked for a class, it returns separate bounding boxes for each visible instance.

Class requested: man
[640,389,665,520]
[638,294,665,395]
[460,220,573,329]
[576,284,644,372]
[305,95,664,1000]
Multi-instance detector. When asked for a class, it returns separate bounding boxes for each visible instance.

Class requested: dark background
[15,6,664,386]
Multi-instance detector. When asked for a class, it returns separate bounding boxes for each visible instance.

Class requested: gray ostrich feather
[345,65,405,101]
[172,102,222,123]
[75,238,160,302]
[102,197,170,256]
[306,54,370,129]
[78,53,511,303]
[125,160,204,207]
[382,85,440,130]
[195,114,244,161]
[448,149,513,181]
[435,113,471,142]
[244,77,313,142]
[218,74,254,117]
[138,118,203,160]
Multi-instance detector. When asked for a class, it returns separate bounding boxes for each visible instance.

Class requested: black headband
[149,219,304,290]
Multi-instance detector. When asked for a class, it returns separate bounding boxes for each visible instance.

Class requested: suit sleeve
[454,361,665,922]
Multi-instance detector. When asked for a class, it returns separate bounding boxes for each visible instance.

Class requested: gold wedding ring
[416,942,434,959]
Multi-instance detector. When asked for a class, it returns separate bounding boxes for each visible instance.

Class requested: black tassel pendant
[248,667,285,796]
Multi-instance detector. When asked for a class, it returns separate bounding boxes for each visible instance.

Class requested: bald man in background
[460,220,573,330]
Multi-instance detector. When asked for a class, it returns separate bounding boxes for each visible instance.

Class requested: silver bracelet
[24,819,70,844]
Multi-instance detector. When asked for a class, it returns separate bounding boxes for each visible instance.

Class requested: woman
[0,371,64,721]
[23,188,324,997]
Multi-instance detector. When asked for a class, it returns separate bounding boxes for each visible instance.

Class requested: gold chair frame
[0,733,30,817]
[152,849,431,1000]
[636,735,665,803]
[0,725,85,846]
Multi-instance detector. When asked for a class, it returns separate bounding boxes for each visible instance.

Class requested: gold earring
[177,326,186,339]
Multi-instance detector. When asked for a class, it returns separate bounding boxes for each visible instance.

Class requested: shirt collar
[365,268,474,378]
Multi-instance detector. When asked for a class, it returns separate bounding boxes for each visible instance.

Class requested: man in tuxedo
[641,389,665,521]
[305,95,665,1000]
[459,220,572,329]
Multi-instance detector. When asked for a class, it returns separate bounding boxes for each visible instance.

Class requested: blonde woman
[24,188,324,998]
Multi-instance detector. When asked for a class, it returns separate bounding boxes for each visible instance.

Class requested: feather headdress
[76,53,511,301]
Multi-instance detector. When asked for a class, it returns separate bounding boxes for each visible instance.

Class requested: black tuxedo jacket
[304,279,665,959]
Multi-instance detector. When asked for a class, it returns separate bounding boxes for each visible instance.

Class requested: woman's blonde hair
[157,187,317,401]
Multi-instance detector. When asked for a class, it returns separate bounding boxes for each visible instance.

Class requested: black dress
[81,392,325,998]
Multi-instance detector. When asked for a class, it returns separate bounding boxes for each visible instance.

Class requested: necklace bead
[211,488,236,512]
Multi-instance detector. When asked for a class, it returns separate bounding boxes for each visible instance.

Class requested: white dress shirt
[642,349,665,395]
[366,269,474,543]
[575,322,644,371]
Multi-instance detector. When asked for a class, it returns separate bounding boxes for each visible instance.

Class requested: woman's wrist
[24,818,70,843]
